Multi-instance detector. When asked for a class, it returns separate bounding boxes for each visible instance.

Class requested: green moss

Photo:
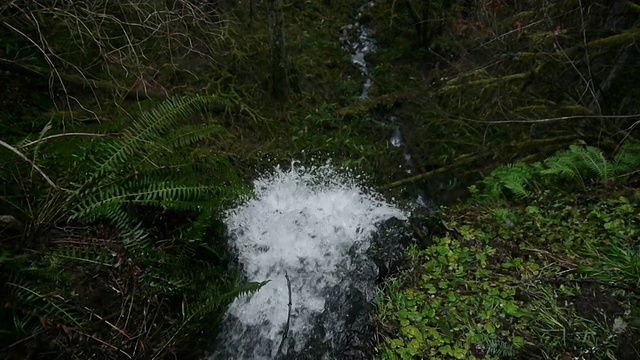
[587,28,640,51]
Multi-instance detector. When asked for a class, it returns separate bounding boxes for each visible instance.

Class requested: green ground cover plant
[375,145,640,359]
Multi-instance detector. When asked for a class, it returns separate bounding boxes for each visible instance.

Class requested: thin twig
[76,329,133,359]
[614,119,640,149]
[578,0,598,112]
[448,113,640,124]
[3,0,229,117]
[1,330,45,351]
[0,139,59,190]
[520,276,640,295]
[275,272,293,359]
[85,308,130,338]
[522,248,578,270]
[20,132,116,148]
[124,283,136,331]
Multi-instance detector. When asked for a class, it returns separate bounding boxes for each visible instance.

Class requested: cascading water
[388,116,433,209]
[209,163,407,359]
[341,2,420,188]
[341,2,379,99]
[342,1,434,210]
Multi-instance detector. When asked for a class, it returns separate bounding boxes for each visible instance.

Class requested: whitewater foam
[210,162,406,359]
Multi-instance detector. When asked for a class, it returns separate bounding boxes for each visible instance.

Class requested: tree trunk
[268,0,288,101]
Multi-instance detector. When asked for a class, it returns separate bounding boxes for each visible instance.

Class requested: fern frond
[191,280,268,320]
[485,338,518,358]
[613,142,640,175]
[503,163,535,198]
[30,121,54,166]
[175,240,200,263]
[161,123,225,149]
[151,278,267,358]
[542,145,617,183]
[480,163,538,200]
[541,148,581,179]
[575,146,611,179]
[130,96,214,142]
[48,245,113,268]
[62,95,242,271]
[73,182,211,222]
[229,280,269,300]
[6,280,83,326]
[88,138,143,182]
[183,206,214,243]
[86,96,216,182]
[119,221,153,252]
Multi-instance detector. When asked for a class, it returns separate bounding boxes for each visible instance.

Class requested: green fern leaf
[485,338,517,358]
[575,146,610,179]
[503,163,534,198]
[73,179,210,221]
[542,145,614,182]
[613,142,640,175]
[6,280,83,326]
[161,123,225,149]
[130,96,214,142]
[86,96,216,183]
[541,148,581,178]
[119,221,152,252]
[190,280,268,320]
[48,245,113,268]
[480,163,537,200]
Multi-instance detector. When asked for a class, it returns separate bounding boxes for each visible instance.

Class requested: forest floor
[374,181,640,359]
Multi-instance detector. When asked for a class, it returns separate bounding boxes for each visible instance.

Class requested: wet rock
[368,217,415,281]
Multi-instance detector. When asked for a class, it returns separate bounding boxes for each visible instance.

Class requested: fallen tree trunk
[380,135,580,190]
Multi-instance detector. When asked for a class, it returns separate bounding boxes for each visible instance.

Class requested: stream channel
[208,2,428,358]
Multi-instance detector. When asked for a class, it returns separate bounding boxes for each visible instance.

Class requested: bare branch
[448,113,640,125]
[2,0,230,112]
[275,272,293,359]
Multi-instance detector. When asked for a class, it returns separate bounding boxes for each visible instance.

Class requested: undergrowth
[475,143,640,201]
[0,96,264,359]
[376,143,640,359]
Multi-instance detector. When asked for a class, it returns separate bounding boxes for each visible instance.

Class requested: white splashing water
[210,162,406,359]
[341,1,380,99]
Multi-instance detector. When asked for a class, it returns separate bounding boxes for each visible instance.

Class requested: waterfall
[209,162,406,359]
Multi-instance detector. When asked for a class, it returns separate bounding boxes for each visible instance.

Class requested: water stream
[341,1,378,99]
[209,163,406,359]
[341,2,419,184]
